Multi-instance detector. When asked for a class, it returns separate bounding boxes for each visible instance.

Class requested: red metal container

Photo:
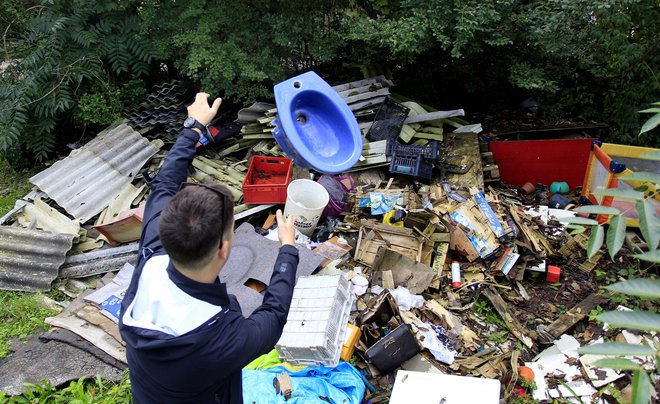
[242,156,293,204]
[490,138,596,189]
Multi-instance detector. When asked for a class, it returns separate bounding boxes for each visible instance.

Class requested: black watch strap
[183,117,207,132]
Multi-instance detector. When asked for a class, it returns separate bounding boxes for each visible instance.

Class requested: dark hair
[159,183,234,269]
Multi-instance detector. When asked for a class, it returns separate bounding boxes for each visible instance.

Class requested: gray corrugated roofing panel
[30,123,158,222]
[59,242,138,279]
[0,227,74,292]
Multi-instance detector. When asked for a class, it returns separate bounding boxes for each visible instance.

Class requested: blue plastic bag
[242,361,365,403]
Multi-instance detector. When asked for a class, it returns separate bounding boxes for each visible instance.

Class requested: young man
[119,93,299,403]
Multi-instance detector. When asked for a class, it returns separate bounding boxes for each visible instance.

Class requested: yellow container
[340,323,362,362]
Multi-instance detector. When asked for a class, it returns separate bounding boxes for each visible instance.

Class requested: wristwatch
[183,117,206,132]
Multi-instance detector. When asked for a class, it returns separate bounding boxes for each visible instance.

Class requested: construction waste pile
[0,75,658,403]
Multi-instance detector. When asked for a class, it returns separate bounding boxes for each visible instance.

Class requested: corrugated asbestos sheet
[59,242,139,279]
[0,227,74,292]
[30,123,158,223]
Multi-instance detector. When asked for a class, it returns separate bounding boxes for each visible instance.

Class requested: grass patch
[473,299,512,342]
[0,372,132,403]
[0,158,40,217]
[0,291,58,357]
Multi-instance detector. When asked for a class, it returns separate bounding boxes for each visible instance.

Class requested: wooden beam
[539,293,607,344]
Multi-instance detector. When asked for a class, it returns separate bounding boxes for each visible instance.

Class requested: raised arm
[138,93,222,258]
[233,211,301,365]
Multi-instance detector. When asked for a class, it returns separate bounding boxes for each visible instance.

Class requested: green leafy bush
[0,0,152,161]
[340,0,659,146]
[139,0,343,103]
[578,278,659,404]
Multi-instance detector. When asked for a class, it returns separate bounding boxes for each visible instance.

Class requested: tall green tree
[139,0,344,102]
[0,0,152,162]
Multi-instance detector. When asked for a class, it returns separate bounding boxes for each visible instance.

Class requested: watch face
[183,117,196,128]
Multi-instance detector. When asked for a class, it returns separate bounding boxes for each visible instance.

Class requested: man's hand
[276,209,296,247]
[187,93,222,126]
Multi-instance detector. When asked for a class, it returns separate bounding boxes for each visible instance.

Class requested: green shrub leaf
[587,225,604,259]
[605,279,660,300]
[557,216,599,225]
[572,206,620,215]
[592,189,644,200]
[639,113,660,135]
[578,342,655,356]
[606,215,626,259]
[632,370,652,404]
[592,358,641,370]
[567,224,586,235]
[632,250,660,263]
[636,200,660,249]
[597,311,660,332]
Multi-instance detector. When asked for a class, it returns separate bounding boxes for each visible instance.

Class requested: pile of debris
[0,75,657,402]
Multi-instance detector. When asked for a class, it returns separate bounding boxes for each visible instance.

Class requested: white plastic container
[276,275,352,367]
[283,179,329,236]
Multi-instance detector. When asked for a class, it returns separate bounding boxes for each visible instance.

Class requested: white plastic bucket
[283,179,330,236]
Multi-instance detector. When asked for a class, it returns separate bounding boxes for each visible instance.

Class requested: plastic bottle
[451,261,461,288]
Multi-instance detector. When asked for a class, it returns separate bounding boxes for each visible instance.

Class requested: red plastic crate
[242,156,293,204]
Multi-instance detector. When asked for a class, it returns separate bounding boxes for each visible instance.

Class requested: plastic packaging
[283,179,330,236]
[317,175,354,218]
[389,285,425,311]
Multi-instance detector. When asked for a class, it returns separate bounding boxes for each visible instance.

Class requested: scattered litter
[0,73,653,402]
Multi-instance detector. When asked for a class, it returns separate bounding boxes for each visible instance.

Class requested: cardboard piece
[449,199,500,261]
[84,263,134,323]
[372,247,435,294]
[493,247,520,277]
[355,221,424,266]
[313,236,352,267]
[389,371,500,404]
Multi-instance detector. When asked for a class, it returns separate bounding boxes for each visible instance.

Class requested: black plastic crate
[389,153,434,180]
[387,141,442,161]
[366,97,410,142]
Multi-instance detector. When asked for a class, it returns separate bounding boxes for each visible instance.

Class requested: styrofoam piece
[389,371,500,404]
[276,275,352,367]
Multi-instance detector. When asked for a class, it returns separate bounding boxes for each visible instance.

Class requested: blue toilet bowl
[273,71,363,174]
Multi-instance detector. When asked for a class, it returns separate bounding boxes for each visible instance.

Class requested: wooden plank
[344,88,390,105]
[332,75,392,92]
[412,132,443,141]
[404,109,465,124]
[482,288,533,348]
[540,293,607,344]
[337,82,384,98]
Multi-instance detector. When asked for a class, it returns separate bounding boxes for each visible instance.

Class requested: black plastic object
[388,141,442,161]
[366,97,410,142]
[389,152,434,180]
[364,324,420,373]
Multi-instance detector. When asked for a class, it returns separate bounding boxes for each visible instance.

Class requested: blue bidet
[273,71,363,174]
